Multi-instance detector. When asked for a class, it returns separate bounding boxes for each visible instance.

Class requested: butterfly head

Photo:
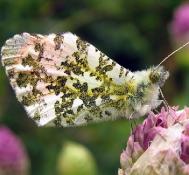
[149,66,169,87]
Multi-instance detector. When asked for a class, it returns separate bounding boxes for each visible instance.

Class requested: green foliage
[57,141,98,175]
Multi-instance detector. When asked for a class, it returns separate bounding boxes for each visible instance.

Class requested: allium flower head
[169,3,189,67]
[170,3,189,39]
[119,107,189,175]
[0,126,30,175]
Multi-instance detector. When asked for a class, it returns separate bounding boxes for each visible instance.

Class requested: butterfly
[1,32,169,127]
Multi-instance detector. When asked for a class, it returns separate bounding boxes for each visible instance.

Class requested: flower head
[169,3,189,67]
[170,3,189,39]
[119,107,189,175]
[0,126,30,175]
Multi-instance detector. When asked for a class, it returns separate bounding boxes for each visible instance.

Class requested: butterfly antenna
[155,41,189,70]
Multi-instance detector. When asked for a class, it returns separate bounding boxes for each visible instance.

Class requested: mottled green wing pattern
[1,33,134,127]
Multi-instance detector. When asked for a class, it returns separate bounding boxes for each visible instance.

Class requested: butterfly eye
[149,66,169,87]
[149,71,160,84]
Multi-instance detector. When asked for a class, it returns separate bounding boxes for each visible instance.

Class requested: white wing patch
[1,32,169,127]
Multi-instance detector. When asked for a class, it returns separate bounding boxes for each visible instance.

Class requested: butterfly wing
[1,32,133,127]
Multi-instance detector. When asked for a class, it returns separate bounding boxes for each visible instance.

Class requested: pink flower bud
[0,126,30,175]
[170,3,189,39]
[169,3,189,67]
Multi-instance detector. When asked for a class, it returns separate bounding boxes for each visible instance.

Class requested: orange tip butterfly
[1,32,171,127]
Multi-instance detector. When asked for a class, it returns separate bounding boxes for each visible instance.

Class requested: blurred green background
[0,0,188,175]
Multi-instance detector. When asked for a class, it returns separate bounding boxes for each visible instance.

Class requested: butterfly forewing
[1,33,133,127]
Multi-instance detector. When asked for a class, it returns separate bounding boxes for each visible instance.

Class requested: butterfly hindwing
[1,32,133,127]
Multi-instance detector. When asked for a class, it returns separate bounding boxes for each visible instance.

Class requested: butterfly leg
[159,88,170,111]
[128,111,135,132]
[128,111,135,120]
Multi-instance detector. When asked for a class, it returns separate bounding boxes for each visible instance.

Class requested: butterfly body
[1,33,169,127]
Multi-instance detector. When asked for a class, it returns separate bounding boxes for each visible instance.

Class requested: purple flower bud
[169,3,189,67]
[0,126,30,175]
[180,135,189,164]
[118,107,189,175]
[143,126,164,150]
[170,3,189,39]
[180,123,189,164]
[184,123,189,136]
